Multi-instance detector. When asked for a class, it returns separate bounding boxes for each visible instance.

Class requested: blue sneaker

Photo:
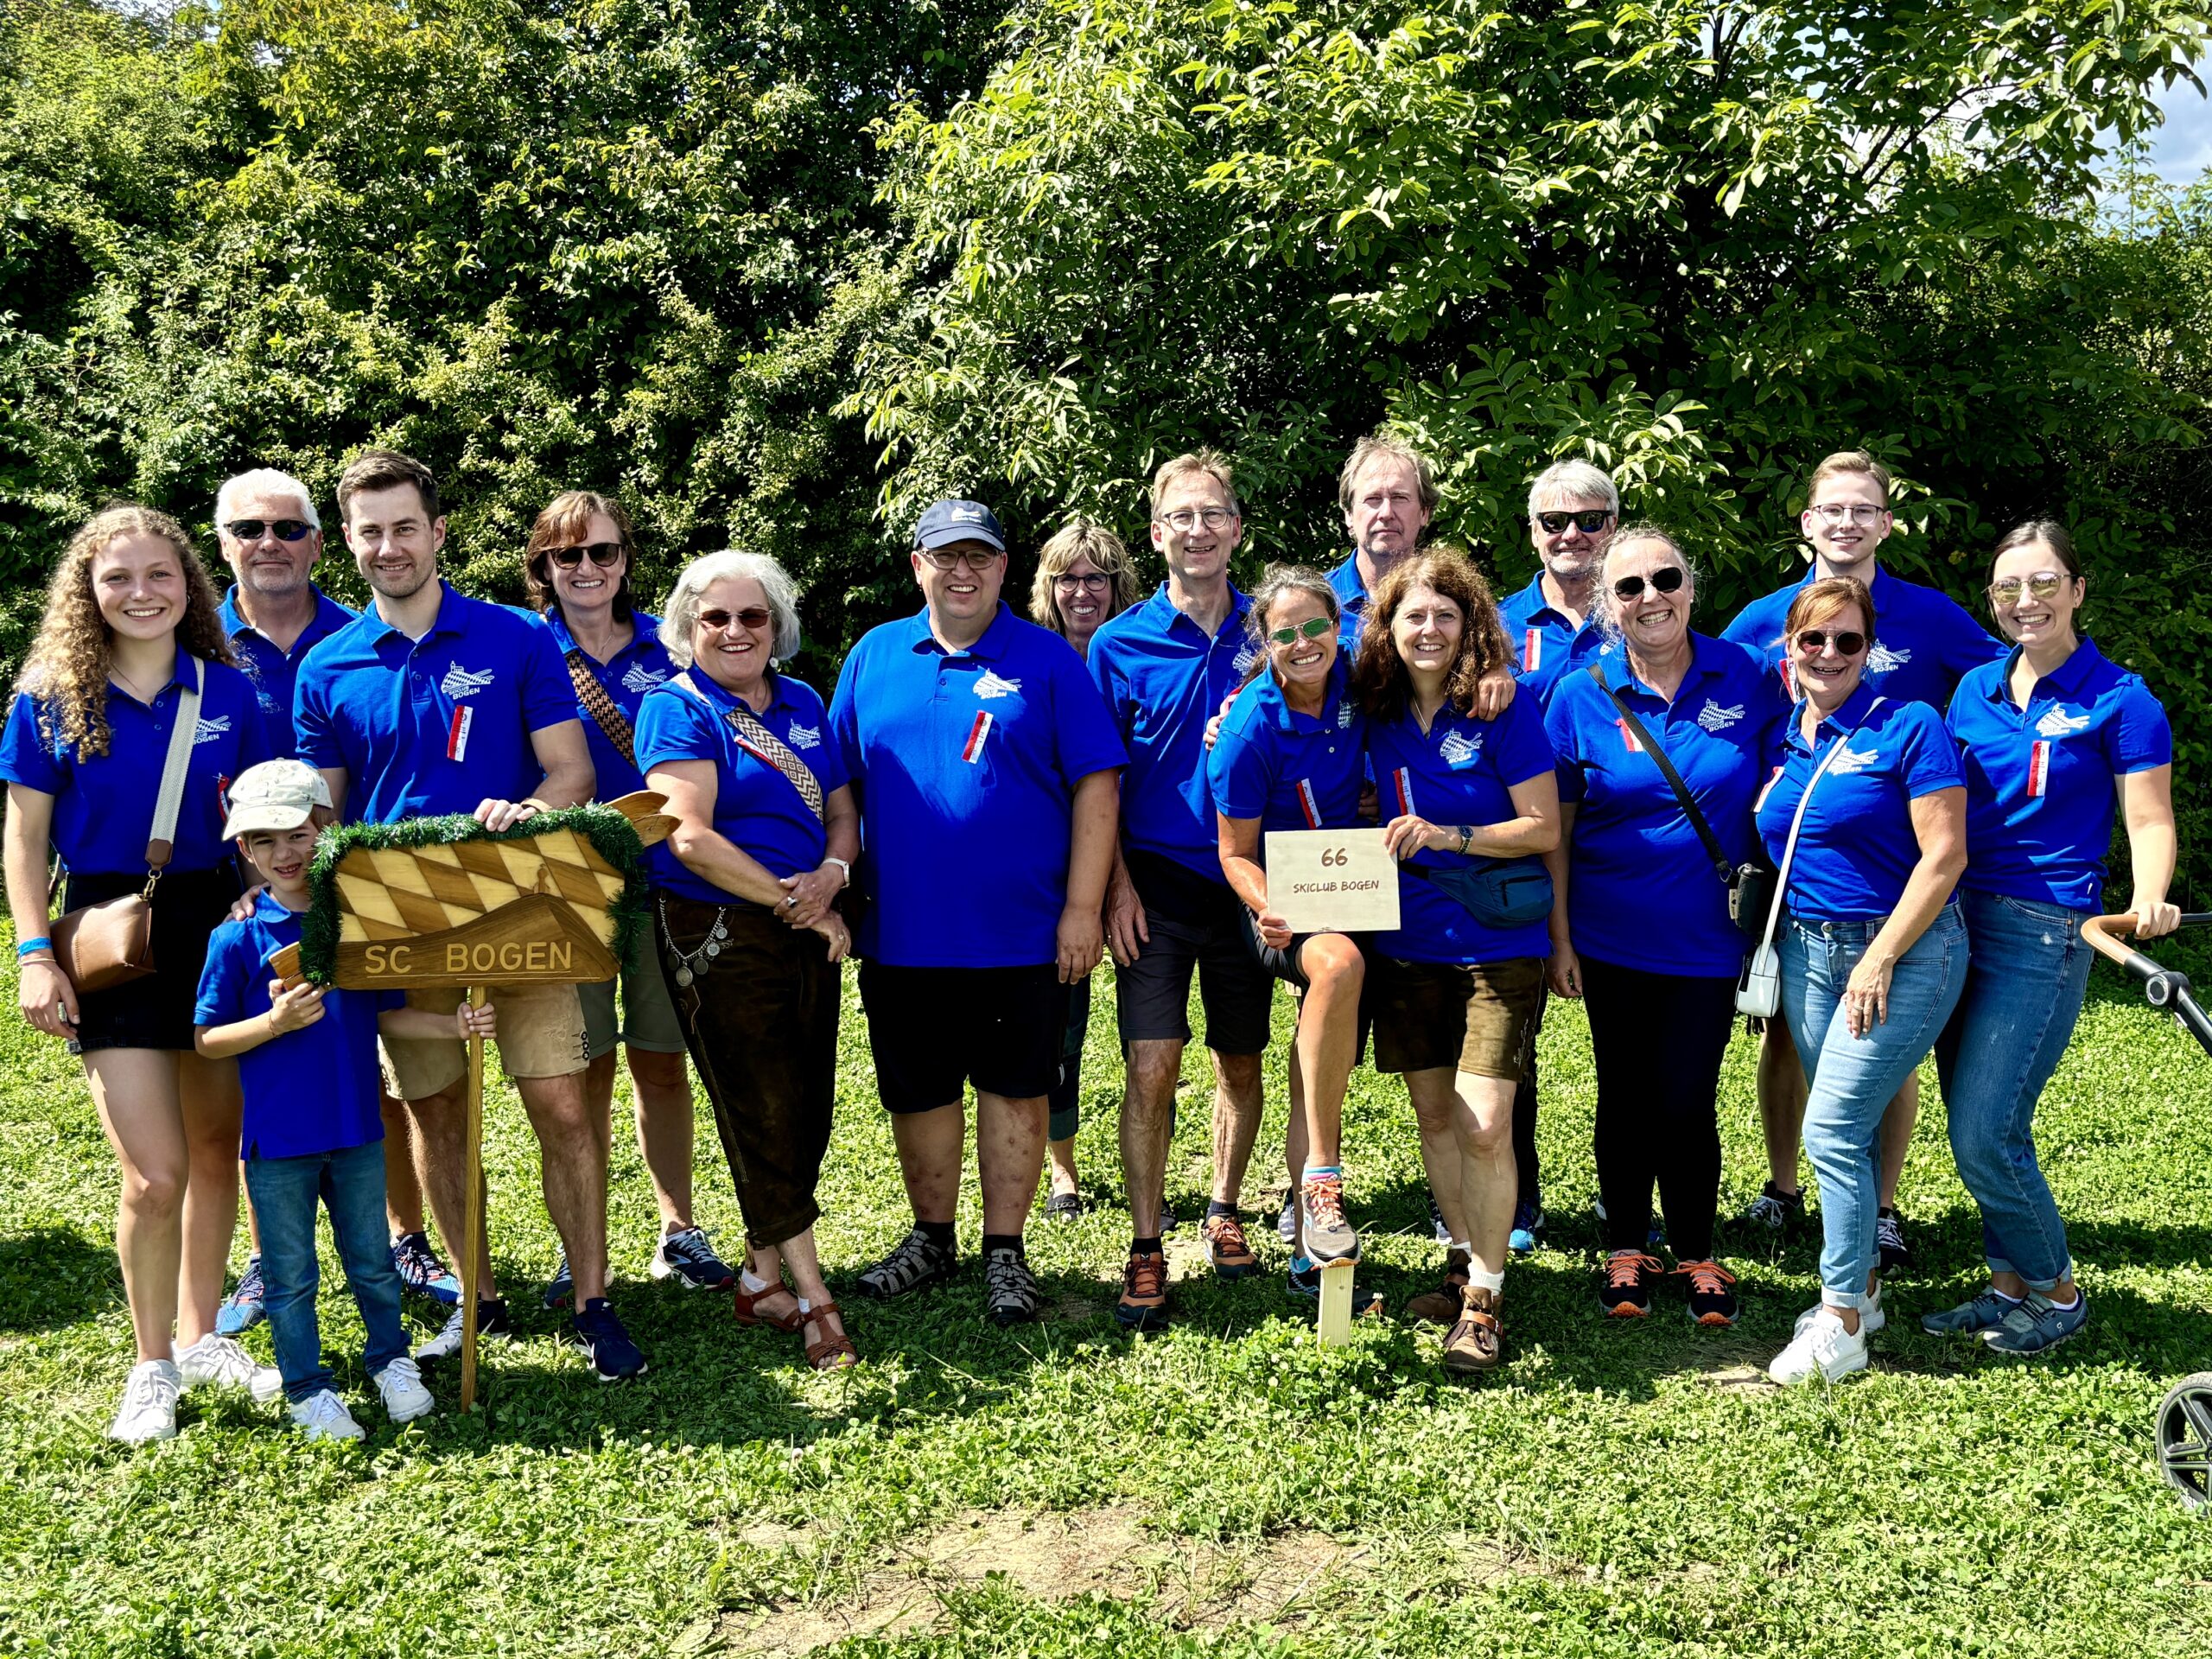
[215,1254,266,1335]
[1508,1203,1546,1256]
[542,1250,574,1310]
[1983,1291,2087,1356]
[572,1297,648,1381]
[649,1227,734,1292]
[1286,1254,1319,1298]
[1921,1288,2021,1337]
[1276,1192,1299,1246]
[391,1232,461,1306]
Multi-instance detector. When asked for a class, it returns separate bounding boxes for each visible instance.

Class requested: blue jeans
[243,1140,409,1402]
[1782,903,1968,1311]
[1933,890,2089,1290]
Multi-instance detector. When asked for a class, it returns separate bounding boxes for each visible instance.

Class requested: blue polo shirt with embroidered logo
[1946,639,2171,912]
[1087,583,1258,880]
[1207,657,1366,845]
[1368,691,1555,963]
[1756,683,1964,923]
[195,892,404,1160]
[1546,636,1786,976]
[829,602,1126,968]
[535,607,674,801]
[219,585,356,758]
[634,670,845,904]
[1722,563,2003,709]
[293,582,578,823]
[0,655,273,874]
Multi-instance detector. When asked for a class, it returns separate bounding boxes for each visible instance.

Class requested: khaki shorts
[378,982,590,1100]
[580,963,686,1060]
[1370,955,1546,1080]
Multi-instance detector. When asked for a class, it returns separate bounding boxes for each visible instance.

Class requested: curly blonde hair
[17,505,235,760]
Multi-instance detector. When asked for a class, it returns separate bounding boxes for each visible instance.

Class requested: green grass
[3,940,2210,1657]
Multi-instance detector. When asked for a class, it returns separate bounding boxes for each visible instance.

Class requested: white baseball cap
[223,759,334,840]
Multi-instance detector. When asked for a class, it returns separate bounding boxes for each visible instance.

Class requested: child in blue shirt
[194,760,497,1441]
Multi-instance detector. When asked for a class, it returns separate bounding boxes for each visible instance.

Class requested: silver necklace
[658,894,729,988]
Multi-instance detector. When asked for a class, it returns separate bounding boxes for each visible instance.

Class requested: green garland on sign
[298,805,652,986]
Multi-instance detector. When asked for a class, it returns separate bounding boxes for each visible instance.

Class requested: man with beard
[293,450,643,1379]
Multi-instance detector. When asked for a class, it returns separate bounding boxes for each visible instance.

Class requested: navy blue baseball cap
[913,499,1007,553]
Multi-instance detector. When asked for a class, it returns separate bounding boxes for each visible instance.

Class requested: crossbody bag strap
[671,671,824,824]
[143,655,202,875]
[565,649,638,769]
[1754,696,1886,950]
[1586,662,1732,884]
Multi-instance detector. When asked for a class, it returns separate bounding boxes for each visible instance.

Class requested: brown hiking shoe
[1404,1249,1471,1325]
[1115,1247,1170,1332]
[1443,1285,1504,1375]
[1201,1213,1259,1280]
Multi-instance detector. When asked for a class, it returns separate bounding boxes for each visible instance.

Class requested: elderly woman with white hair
[632,550,861,1369]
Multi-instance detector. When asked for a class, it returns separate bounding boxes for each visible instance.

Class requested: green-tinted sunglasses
[1266,615,1335,647]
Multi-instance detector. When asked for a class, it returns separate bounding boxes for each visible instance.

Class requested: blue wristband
[16,938,52,958]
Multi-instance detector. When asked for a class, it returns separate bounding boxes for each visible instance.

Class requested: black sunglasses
[1796,628,1867,657]
[550,542,625,569]
[1611,567,1686,600]
[224,518,315,543]
[697,607,773,631]
[1535,509,1614,535]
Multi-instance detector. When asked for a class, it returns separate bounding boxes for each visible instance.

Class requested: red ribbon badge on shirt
[2026,739,2050,800]
[447,704,473,763]
[1295,778,1323,828]
[1390,766,1416,817]
[1522,628,1542,673]
[962,710,993,764]
[1617,717,1643,754]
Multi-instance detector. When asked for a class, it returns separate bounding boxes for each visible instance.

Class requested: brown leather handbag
[48,660,202,994]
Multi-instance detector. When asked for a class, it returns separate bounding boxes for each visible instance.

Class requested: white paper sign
[1265,828,1400,933]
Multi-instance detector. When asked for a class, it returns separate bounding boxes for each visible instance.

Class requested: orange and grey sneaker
[1598,1249,1663,1317]
[1200,1212,1259,1281]
[1404,1249,1471,1325]
[1300,1174,1360,1265]
[1115,1246,1171,1332]
[1442,1285,1503,1375]
[1675,1258,1739,1326]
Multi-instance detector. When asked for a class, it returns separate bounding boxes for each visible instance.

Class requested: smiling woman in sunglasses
[1757,577,1968,1386]
[1927,522,2177,1357]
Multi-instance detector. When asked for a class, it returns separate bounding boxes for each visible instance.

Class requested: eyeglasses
[550,542,625,569]
[918,546,1003,572]
[1054,573,1112,593]
[1535,509,1614,535]
[1794,628,1867,657]
[1158,507,1236,532]
[223,518,315,543]
[1266,615,1336,647]
[1989,571,2069,605]
[1611,567,1686,601]
[696,607,772,632]
[1808,503,1887,526]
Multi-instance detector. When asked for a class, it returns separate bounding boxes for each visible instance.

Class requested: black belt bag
[1403,856,1555,930]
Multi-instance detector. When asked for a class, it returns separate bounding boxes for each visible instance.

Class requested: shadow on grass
[0,1226,117,1332]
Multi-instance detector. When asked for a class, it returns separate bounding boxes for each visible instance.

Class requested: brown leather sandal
[802,1300,860,1371]
[733,1281,804,1332]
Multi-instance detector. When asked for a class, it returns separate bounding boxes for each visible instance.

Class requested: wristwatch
[823,856,852,887]
[1457,826,1473,855]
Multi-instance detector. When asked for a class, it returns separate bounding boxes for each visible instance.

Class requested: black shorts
[62,865,245,1054]
[1114,849,1273,1054]
[858,961,1070,1113]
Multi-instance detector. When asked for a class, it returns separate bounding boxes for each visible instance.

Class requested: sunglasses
[1794,628,1868,657]
[550,542,625,569]
[1988,571,2069,605]
[1611,567,1686,601]
[1266,615,1336,647]
[224,518,315,543]
[1535,509,1614,535]
[696,607,773,632]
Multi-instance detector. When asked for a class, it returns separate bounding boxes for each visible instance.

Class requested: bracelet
[16,938,51,958]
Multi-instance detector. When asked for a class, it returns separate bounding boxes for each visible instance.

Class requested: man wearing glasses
[1087,452,1277,1330]
[1502,461,1617,702]
[831,499,1125,1326]
[1722,449,2004,1274]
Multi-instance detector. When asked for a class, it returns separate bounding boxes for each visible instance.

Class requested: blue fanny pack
[1403,856,1554,930]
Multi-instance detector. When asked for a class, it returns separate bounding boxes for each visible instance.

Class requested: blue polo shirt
[1721,563,2003,709]
[293,583,578,823]
[1947,639,2171,913]
[194,893,402,1160]
[1757,684,1965,923]
[633,670,846,904]
[1498,572,1605,700]
[1369,693,1555,963]
[219,586,356,758]
[1326,556,1370,646]
[829,603,1127,968]
[1207,658,1366,845]
[1547,636,1786,976]
[1088,583,1259,879]
[535,607,673,801]
[0,656,273,874]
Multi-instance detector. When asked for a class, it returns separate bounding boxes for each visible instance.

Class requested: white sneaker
[175,1332,284,1403]
[289,1389,365,1442]
[108,1358,181,1443]
[1770,1306,1871,1385]
[1796,1279,1884,1337]
[372,1356,434,1424]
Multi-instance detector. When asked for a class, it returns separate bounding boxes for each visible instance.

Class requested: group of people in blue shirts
[1,433,2177,1442]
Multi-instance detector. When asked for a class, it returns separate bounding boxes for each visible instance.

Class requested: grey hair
[215,467,321,531]
[1597,523,1697,643]
[1527,460,1619,518]
[661,550,804,666]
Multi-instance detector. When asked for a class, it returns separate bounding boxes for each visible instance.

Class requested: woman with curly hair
[2,505,277,1441]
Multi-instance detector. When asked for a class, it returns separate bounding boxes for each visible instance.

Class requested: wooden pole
[458,985,487,1412]
[1317,1261,1355,1346]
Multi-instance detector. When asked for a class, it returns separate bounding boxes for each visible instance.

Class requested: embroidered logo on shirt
[2036,707,2091,738]
[786,722,822,749]
[192,715,232,745]
[620,662,668,696]
[1695,700,1745,734]
[1336,702,1353,729]
[441,664,496,700]
[1827,743,1880,775]
[974,670,1023,700]
[1439,730,1482,767]
[1232,646,1260,677]
[1866,642,1910,675]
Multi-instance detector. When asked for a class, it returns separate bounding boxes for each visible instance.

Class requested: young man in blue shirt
[294,448,645,1380]
[1721,449,2005,1268]
[830,499,1125,1326]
